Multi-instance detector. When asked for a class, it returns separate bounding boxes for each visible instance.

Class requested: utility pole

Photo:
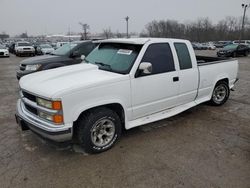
[125,16,129,38]
[79,22,90,40]
[68,26,71,42]
[239,3,249,42]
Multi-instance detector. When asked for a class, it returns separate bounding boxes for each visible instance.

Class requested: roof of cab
[95,38,189,45]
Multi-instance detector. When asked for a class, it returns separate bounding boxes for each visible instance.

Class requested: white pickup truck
[16,38,238,153]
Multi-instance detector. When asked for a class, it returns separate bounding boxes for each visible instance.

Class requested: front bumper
[16,50,35,54]
[16,99,72,142]
[0,52,9,57]
[217,51,232,57]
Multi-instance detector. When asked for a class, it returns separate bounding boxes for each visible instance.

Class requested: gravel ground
[0,51,249,188]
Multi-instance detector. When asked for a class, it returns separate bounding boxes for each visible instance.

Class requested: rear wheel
[76,107,122,154]
[209,81,230,106]
[244,51,248,56]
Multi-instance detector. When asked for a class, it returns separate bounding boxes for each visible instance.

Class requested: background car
[0,44,9,57]
[192,43,203,50]
[8,42,16,54]
[36,44,54,55]
[206,43,216,50]
[15,41,35,56]
[217,44,249,57]
[16,40,98,79]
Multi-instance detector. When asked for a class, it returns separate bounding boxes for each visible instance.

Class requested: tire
[76,107,122,154]
[244,51,248,56]
[209,81,230,106]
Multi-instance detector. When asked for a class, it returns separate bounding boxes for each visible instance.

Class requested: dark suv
[16,40,98,79]
[217,44,249,57]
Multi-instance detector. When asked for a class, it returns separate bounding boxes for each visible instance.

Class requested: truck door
[131,43,180,119]
[173,42,199,104]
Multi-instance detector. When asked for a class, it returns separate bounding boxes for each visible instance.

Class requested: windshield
[85,43,142,74]
[17,42,30,46]
[51,43,77,56]
[223,44,238,50]
[40,44,52,49]
[0,44,6,49]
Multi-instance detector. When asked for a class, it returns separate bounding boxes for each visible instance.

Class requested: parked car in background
[200,43,208,50]
[16,40,98,79]
[56,42,69,49]
[214,41,232,48]
[15,41,35,56]
[16,38,238,153]
[9,43,16,54]
[217,44,249,57]
[192,43,204,50]
[0,44,9,57]
[36,44,54,55]
[233,40,250,45]
[207,43,216,50]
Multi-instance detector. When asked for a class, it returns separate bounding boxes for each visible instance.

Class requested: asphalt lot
[0,51,249,188]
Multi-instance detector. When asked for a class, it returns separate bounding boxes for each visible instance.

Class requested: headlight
[37,97,62,110]
[17,48,23,51]
[25,64,41,71]
[37,97,63,124]
[37,97,53,108]
[38,111,64,124]
[38,111,53,121]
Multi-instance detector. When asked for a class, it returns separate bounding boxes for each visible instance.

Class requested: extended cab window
[85,43,142,74]
[174,43,192,70]
[141,43,175,74]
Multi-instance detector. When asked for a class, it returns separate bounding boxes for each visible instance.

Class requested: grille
[24,103,38,115]
[23,48,31,50]
[0,52,4,55]
[22,91,36,102]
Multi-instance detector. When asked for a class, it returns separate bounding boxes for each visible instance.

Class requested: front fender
[72,99,130,126]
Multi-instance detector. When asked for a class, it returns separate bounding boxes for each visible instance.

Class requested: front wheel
[209,81,230,106]
[76,107,122,154]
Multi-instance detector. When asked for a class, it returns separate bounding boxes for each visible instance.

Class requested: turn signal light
[52,101,62,110]
[53,114,64,124]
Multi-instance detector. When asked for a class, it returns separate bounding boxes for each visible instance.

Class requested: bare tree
[102,28,113,39]
[142,16,249,42]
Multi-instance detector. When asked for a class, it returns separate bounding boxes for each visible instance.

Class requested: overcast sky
[0,0,249,36]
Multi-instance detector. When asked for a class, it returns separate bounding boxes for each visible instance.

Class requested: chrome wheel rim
[213,85,227,103]
[91,119,115,147]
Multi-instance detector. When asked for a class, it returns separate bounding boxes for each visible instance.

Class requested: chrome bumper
[16,99,72,142]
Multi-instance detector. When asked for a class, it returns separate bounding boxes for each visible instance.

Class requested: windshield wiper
[95,62,113,71]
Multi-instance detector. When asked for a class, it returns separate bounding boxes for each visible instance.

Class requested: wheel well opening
[72,103,125,142]
[218,78,229,85]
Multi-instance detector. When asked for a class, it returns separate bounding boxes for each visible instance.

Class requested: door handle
[173,76,179,82]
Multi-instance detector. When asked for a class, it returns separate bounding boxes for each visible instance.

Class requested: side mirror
[80,55,85,60]
[138,62,152,74]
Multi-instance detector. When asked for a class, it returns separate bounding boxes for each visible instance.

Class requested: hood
[16,46,34,49]
[19,55,68,65]
[0,49,8,52]
[19,63,128,98]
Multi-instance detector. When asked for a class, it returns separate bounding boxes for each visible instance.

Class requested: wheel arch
[72,102,127,139]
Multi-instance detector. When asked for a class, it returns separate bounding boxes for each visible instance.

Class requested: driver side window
[140,43,175,75]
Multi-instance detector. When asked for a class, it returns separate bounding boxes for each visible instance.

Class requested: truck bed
[196,56,230,66]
